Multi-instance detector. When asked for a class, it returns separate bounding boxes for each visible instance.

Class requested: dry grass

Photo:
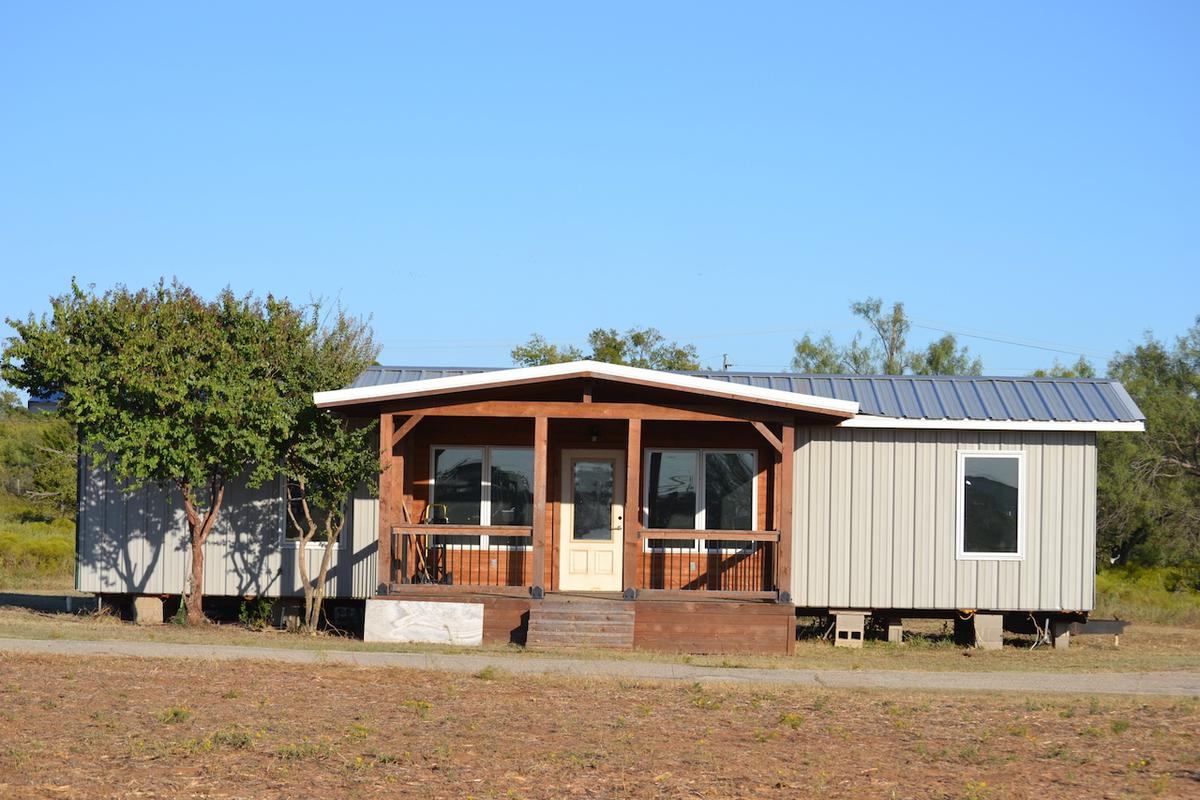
[0,652,1196,799]
[1,605,1199,674]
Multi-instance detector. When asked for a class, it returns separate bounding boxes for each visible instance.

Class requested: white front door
[558,449,625,592]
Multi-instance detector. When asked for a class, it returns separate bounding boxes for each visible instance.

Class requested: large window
[430,446,534,548]
[644,449,756,550]
[957,451,1024,560]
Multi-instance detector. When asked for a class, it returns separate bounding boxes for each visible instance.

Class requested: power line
[909,320,1108,359]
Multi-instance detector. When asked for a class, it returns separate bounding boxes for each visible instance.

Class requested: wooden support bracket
[750,420,783,453]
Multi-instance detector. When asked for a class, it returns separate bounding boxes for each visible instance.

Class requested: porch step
[526,597,636,650]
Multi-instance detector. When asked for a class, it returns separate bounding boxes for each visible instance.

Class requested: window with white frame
[956,450,1025,560]
[644,449,756,550]
[429,446,534,548]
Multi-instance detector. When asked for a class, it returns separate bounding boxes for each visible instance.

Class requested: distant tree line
[0,391,76,518]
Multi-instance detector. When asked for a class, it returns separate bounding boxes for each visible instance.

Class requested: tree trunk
[305,519,343,633]
[180,480,226,625]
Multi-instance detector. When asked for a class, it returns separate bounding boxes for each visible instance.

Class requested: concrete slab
[364,599,483,646]
[973,613,1003,650]
[131,596,163,625]
[885,617,904,645]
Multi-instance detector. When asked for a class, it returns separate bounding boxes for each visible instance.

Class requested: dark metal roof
[350,366,1145,423]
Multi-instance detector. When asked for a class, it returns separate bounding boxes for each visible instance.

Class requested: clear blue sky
[2,3,1197,375]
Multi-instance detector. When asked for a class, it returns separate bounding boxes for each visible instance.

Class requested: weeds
[778,712,805,730]
[275,740,332,761]
[474,666,499,681]
[156,706,192,724]
[401,699,432,718]
[1111,719,1130,734]
[210,730,253,749]
[962,779,992,800]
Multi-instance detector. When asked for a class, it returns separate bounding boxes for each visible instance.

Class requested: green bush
[1095,564,1200,625]
[239,598,274,630]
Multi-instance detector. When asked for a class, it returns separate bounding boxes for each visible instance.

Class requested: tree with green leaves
[0,392,77,518]
[909,334,984,376]
[512,327,700,370]
[279,309,380,633]
[2,280,315,623]
[791,297,981,375]
[1029,355,1096,378]
[1097,321,1200,566]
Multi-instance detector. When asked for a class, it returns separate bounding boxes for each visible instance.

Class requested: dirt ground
[0,653,1197,799]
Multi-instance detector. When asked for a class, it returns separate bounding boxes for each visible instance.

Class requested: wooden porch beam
[390,413,424,447]
[379,399,792,424]
[775,423,795,603]
[636,529,780,542]
[622,418,642,600]
[377,412,395,594]
[531,416,548,599]
[750,420,783,453]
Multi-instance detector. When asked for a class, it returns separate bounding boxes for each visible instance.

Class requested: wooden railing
[391,525,533,589]
[636,529,778,596]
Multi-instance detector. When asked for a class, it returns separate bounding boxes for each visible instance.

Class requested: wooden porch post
[775,422,795,603]
[377,412,394,594]
[531,416,548,599]
[622,417,642,600]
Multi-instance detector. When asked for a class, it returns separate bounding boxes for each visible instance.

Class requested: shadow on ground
[0,593,96,614]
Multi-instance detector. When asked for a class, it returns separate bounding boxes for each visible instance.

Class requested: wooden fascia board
[317,368,856,418]
[376,399,799,424]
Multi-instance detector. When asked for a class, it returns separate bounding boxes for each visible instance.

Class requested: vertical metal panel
[1019,433,1043,610]
[849,431,873,607]
[805,429,830,606]
[789,428,1098,613]
[934,432,958,607]
[827,430,852,607]
[74,460,378,600]
[1083,433,1097,611]
[1040,433,1064,610]
[869,431,894,608]
[891,431,916,608]
[1060,433,1085,610]
[793,427,811,605]
[912,431,938,607]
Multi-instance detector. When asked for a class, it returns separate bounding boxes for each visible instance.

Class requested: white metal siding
[76,451,379,599]
[792,428,1098,612]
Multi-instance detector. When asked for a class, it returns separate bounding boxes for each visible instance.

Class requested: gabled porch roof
[314,359,860,418]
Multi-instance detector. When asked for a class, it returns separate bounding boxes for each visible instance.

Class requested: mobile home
[77,361,1144,653]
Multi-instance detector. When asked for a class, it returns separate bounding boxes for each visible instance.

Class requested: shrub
[238,598,274,631]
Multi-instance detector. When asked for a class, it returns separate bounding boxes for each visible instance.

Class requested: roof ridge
[365,364,1120,384]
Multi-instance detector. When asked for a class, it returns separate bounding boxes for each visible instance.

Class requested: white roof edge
[838,417,1145,432]
[314,359,861,415]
